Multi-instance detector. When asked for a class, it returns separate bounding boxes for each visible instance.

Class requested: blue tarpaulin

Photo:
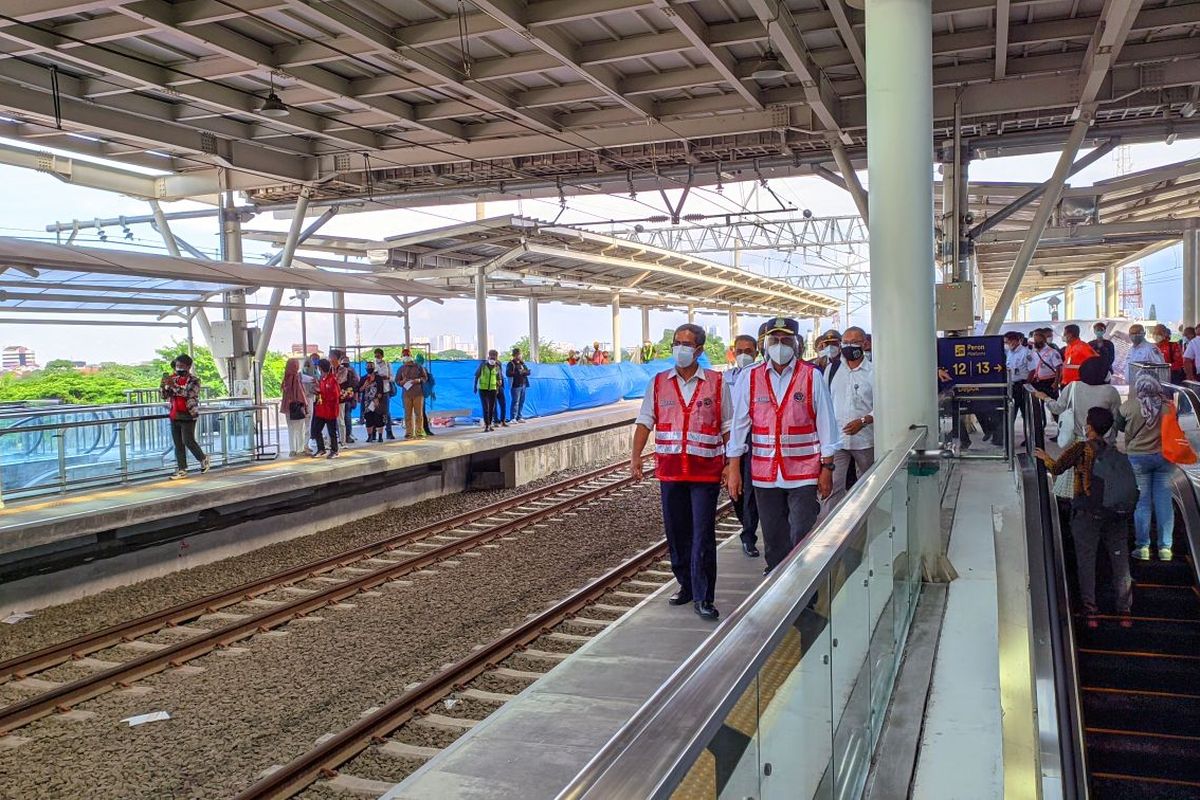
[353,357,709,421]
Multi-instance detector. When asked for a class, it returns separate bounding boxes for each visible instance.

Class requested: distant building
[289,343,320,359]
[2,346,37,371]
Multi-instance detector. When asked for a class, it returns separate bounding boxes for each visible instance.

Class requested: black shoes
[742,541,760,558]
[386,431,396,440]
[694,601,719,620]
[668,590,693,606]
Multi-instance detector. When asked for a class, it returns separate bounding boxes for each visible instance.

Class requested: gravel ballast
[0,479,668,800]
[0,460,623,662]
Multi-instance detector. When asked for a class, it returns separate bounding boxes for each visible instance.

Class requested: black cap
[758,317,800,339]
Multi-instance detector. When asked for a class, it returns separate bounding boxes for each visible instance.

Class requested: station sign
[937,335,1005,387]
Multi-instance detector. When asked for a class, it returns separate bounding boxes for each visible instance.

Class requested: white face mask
[823,344,839,359]
[671,345,696,368]
[734,353,755,369]
[767,343,796,366]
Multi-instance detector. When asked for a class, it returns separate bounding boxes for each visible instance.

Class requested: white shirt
[373,358,392,388]
[726,359,841,489]
[1126,340,1165,385]
[1029,345,1062,381]
[1006,345,1035,383]
[830,359,874,451]
[635,366,733,434]
[1184,336,1200,366]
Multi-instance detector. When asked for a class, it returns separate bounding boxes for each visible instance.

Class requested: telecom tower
[1114,146,1144,318]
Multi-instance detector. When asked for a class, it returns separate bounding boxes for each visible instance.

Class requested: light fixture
[752,49,788,81]
[1182,101,1197,119]
[259,73,289,118]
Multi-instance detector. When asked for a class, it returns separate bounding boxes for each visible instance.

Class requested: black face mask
[841,345,864,362]
[175,368,189,375]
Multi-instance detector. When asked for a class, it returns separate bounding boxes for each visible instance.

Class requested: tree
[435,349,472,360]
[153,342,224,392]
[506,336,567,363]
[43,359,77,373]
[654,328,726,364]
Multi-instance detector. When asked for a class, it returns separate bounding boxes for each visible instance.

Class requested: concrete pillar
[1105,265,1119,317]
[728,308,738,343]
[1184,224,1199,327]
[1010,295,1020,324]
[866,0,943,579]
[641,306,651,345]
[528,297,540,363]
[687,304,695,324]
[1063,284,1076,320]
[332,292,346,349]
[402,296,413,348]
[1094,278,1104,320]
[611,294,622,363]
[475,265,488,358]
[220,187,252,389]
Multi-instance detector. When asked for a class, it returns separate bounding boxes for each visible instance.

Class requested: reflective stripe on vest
[748,361,821,483]
[652,368,724,483]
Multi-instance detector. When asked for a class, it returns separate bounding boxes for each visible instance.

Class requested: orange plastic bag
[1161,403,1198,465]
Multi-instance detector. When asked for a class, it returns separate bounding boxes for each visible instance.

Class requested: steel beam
[650,0,761,110]
[830,139,868,225]
[994,0,1010,80]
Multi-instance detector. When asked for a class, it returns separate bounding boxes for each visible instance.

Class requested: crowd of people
[632,319,876,620]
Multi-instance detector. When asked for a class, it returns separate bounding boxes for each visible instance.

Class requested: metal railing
[939,381,1013,462]
[0,400,278,502]
[556,427,936,800]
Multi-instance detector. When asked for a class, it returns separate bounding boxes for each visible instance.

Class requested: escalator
[1023,396,1200,800]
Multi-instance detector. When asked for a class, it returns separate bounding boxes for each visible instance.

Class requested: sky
[0,135,1197,365]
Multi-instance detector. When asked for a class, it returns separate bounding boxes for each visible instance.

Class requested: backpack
[1087,444,1139,516]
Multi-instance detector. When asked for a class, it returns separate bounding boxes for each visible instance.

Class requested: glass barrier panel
[866,478,899,737]
[830,524,872,798]
[670,676,761,800]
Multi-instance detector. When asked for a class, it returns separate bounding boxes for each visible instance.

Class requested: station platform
[0,401,637,610]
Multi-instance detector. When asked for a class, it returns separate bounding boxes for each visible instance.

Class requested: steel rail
[0,458,639,686]
[0,465,649,734]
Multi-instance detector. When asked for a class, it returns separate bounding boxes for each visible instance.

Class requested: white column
[1094,278,1104,320]
[1105,265,1119,317]
[1184,224,1198,326]
[402,297,413,348]
[220,187,251,388]
[641,306,651,344]
[687,304,695,324]
[475,265,488,357]
[332,292,346,349]
[867,0,943,579]
[1063,284,1076,320]
[611,293,622,363]
[528,297,540,363]
[727,308,739,343]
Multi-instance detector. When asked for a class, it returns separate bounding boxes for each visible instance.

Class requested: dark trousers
[311,416,339,453]
[343,402,355,440]
[1029,378,1057,447]
[480,389,498,427]
[423,396,434,436]
[731,447,759,547]
[660,481,720,603]
[496,388,507,423]
[1011,380,1028,437]
[170,417,206,470]
[1071,508,1133,615]
[755,485,820,573]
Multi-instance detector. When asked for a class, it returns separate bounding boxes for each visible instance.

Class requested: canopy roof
[242,215,839,316]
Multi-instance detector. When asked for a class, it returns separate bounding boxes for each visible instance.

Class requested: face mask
[767,343,796,366]
[176,368,189,375]
[1094,329,1105,338]
[367,368,375,374]
[823,344,839,359]
[1033,340,1045,349]
[487,359,497,366]
[671,345,696,368]
[404,358,414,364]
[734,353,755,369]
[841,345,864,362]
[1130,334,1145,346]
[1156,334,1167,343]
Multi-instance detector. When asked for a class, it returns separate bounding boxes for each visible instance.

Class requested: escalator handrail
[1022,391,1090,800]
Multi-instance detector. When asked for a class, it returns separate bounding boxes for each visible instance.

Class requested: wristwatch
[820,461,835,471]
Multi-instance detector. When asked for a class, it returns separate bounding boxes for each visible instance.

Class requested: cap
[758,317,800,339]
[816,328,843,346]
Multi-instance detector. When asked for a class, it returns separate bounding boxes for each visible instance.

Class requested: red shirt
[1060,339,1097,386]
[1157,339,1184,372]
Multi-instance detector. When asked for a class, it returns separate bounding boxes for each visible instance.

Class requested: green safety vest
[641,345,655,361]
[478,363,501,391]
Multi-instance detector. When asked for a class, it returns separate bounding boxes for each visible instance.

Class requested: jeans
[170,417,206,470]
[660,481,720,604]
[1129,452,1175,549]
[510,385,527,421]
[480,389,498,428]
[755,485,820,573]
[311,416,339,454]
[1071,508,1133,615]
[342,403,355,442]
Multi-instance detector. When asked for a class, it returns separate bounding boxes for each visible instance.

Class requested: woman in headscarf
[1035,355,1121,444]
[280,358,309,457]
[1116,372,1174,561]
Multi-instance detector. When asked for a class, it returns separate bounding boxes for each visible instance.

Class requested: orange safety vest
[748,361,821,484]
[652,369,725,483]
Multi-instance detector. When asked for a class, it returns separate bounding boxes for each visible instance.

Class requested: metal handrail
[0,403,260,435]
[555,427,928,800]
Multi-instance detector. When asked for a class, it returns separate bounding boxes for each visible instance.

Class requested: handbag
[1052,468,1076,499]
[288,401,306,420]
[1161,402,1198,464]
[1056,382,1077,449]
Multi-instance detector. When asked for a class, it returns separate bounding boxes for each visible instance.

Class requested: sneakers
[484,426,493,432]
[1131,546,1151,561]
[1085,615,1100,629]
[1119,616,1135,629]
[200,456,211,474]
[386,431,396,440]
[169,469,188,480]
[327,451,340,459]
[1159,547,1173,561]
[311,449,327,458]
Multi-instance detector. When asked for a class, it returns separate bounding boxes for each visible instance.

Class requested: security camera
[802,209,813,219]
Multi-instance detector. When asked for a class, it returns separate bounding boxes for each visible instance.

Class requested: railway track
[234,506,738,800]
[0,458,649,736]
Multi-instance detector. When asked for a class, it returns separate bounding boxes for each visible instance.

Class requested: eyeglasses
[765,335,798,348]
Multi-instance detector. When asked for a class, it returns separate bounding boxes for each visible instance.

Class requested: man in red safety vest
[724,317,839,575]
[631,323,732,621]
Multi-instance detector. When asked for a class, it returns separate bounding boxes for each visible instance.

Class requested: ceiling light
[259,73,289,118]
[752,50,788,81]
[1182,101,1197,119]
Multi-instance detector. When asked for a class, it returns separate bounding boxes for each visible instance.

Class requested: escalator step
[1128,585,1200,620]
[1091,773,1200,800]
[1076,618,1200,656]
[1086,729,1200,783]
[1130,558,1197,588]
[1082,688,1200,738]
[1079,650,1200,693]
